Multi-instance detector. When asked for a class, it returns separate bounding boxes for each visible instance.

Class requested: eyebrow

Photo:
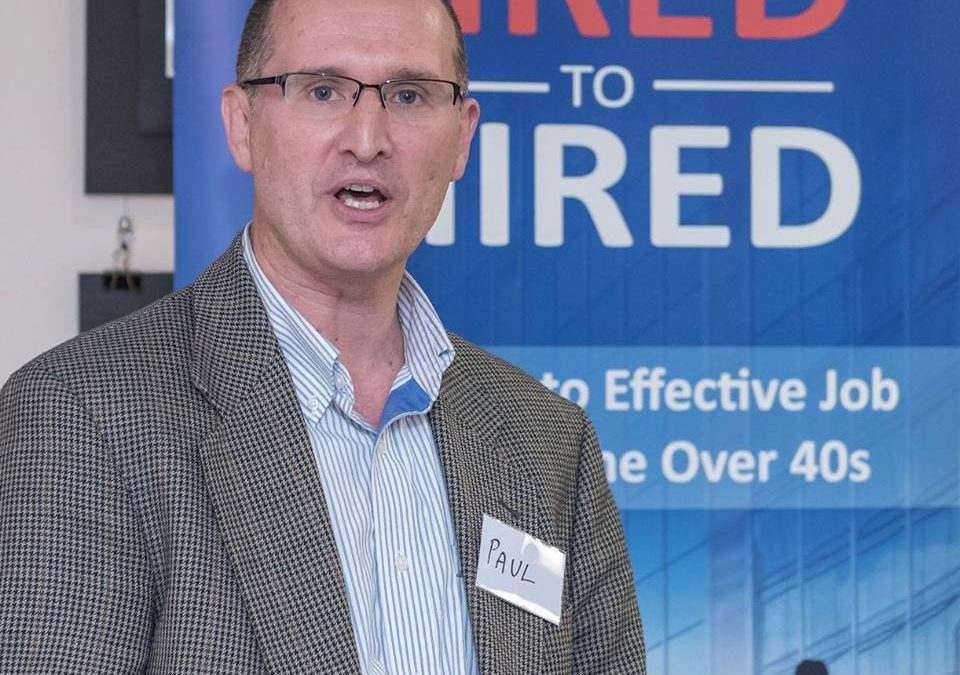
[296,66,444,81]
[388,68,443,81]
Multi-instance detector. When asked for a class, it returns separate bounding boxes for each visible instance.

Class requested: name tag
[475,514,566,625]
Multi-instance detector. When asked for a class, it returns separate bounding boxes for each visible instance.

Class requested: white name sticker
[475,514,566,625]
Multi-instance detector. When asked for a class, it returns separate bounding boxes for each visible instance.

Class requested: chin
[317,253,404,280]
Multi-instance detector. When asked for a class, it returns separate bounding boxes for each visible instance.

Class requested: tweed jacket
[0,236,646,674]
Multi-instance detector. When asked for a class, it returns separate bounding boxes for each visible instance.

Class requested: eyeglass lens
[281,74,457,122]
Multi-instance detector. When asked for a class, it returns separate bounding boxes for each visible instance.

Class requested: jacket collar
[189,234,279,417]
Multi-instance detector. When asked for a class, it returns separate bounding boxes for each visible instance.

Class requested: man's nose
[336,87,393,163]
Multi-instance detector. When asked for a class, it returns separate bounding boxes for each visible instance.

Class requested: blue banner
[174,2,252,280]
[176,2,960,673]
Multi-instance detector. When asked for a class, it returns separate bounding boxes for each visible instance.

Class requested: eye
[310,85,335,102]
[286,75,350,105]
[395,88,422,105]
[388,83,431,106]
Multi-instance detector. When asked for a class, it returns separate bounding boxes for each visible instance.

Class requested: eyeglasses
[241,72,465,124]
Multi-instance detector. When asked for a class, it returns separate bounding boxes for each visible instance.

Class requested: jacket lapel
[189,238,362,674]
[431,354,548,675]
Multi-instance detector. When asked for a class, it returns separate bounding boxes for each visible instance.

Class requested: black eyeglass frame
[240,72,466,108]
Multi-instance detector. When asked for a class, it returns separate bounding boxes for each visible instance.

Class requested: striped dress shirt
[242,228,479,675]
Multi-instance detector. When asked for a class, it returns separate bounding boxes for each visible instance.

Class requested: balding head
[235,0,468,87]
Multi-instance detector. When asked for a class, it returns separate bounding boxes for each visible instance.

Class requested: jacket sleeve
[0,362,154,673]
[569,409,647,674]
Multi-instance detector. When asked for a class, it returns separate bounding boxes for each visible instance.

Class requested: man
[0,0,645,672]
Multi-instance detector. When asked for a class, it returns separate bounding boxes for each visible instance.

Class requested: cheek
[252,132,326,212]
[249,129,282,186]
[410,120,462,174]
[417,143,461,196]
[250,120,311,179]
[410,162,449,211]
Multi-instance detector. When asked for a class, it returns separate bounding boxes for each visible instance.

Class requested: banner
[175,2,960,673]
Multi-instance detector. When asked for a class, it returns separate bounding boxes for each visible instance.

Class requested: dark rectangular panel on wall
[86,0,172,194]
[79,273,174,332]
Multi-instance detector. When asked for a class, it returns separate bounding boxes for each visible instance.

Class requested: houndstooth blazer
[0,236,646,674]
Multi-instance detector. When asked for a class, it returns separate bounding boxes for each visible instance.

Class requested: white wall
[0,1,175,384]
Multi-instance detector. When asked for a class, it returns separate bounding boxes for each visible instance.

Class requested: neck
[249,227,406,379]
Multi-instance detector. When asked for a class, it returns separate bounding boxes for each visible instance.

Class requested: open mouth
[335,183,387,211]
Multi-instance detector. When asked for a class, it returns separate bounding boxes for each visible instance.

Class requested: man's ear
[221,84,253,172]
[452,96,480,181]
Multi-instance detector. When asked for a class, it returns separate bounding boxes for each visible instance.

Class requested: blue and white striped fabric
[242,227,479,675]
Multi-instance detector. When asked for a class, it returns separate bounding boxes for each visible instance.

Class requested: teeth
[346,184,375,193]
[343,196,382,210]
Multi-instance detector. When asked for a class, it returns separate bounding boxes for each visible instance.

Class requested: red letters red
[736,0,846,39]
[450,0,480,34]
[630,0,713,38]
[507,0,538,35]
[451,0,844,40]
[508,0,611,37]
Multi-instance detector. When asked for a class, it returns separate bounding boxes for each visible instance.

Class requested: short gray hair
[235,0,469,87]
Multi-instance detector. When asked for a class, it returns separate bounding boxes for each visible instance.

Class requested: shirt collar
[241,224,454,418]
[395,271,454,401]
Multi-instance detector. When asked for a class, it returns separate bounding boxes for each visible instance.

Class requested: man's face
[223,0,479,285]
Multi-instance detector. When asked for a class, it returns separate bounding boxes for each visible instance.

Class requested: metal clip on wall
[104,214,142,291]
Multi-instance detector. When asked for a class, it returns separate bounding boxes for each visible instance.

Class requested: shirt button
[395,553,409,571]
[307,398,320,412]
[334,375,347,392]
[376,438,388,454]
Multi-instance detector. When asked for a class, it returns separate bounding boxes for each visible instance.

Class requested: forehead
[266,0,457,78]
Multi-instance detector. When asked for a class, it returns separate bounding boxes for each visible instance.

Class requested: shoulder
[4,234,249,400]
[3,285,198,420]
[445,333,588,432]
[25,285,193,375]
